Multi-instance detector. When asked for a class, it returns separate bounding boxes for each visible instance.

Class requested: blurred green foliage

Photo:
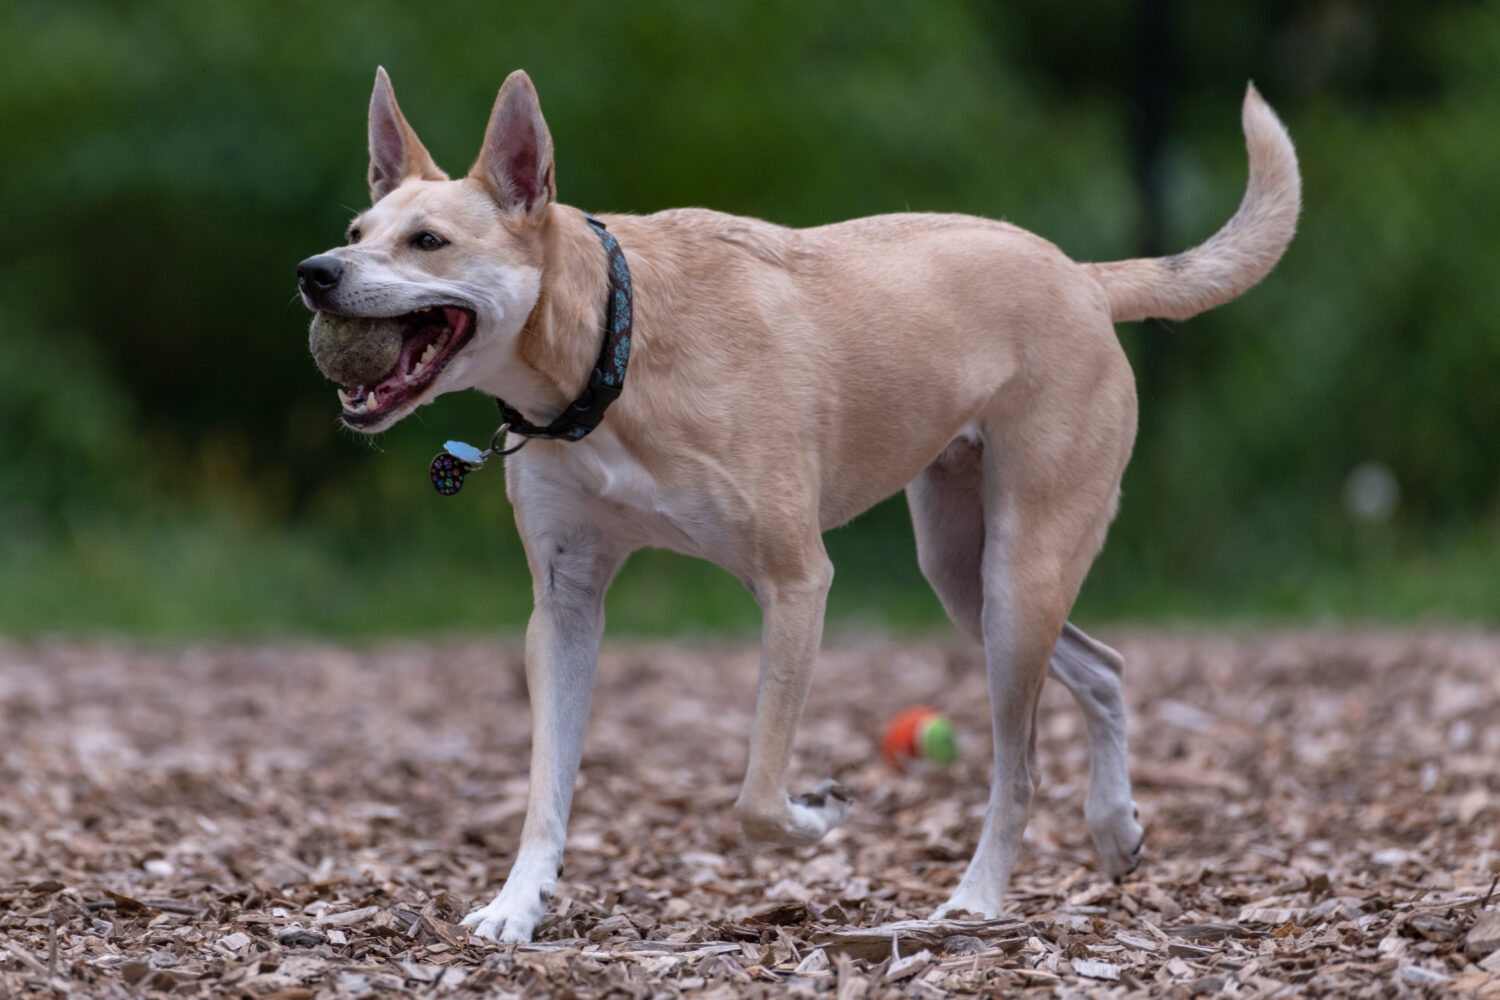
[0,0,1495,637]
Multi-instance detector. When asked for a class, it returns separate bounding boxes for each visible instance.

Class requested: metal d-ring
[490,424,528,457]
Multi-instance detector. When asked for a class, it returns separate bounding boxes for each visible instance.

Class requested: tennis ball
[881,706,959,768]
[309,313,402,387]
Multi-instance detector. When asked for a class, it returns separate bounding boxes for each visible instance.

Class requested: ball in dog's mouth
[308,306,476,428]
[309,313,402,387]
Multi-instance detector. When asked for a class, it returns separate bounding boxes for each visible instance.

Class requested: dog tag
[429,450,473,496]
[429,430,521,496]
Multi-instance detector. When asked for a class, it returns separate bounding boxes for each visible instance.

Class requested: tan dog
[297,68,1299,942]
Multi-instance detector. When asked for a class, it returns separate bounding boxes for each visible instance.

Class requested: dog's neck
[510,206,614,422]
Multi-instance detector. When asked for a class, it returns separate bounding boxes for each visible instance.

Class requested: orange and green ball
[881,706,958,768]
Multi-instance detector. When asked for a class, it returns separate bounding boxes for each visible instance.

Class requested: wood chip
[1072,959,1120,980]
[885,948,934,981]
[314,906,381,928]
[1466,910,1500,959]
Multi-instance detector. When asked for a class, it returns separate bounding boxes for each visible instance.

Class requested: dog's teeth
[366,390,379,411]
[337,388,352,408]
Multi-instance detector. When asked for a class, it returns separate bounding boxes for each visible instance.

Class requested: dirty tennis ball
[308,313,401,387]
[881,706,959,769]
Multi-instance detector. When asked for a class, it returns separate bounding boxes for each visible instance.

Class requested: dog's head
[297,68,555,432]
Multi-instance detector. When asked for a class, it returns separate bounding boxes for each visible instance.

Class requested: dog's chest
[512,430,729,559]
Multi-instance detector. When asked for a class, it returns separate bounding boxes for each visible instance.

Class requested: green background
[1,0,1495,637]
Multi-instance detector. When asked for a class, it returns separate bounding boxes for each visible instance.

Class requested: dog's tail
[1082,84,1300,323]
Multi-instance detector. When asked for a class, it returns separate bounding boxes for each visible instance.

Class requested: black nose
[297,254,343,293]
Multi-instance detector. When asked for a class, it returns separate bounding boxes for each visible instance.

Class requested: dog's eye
[346,227,362,245]
[412,231,448,251]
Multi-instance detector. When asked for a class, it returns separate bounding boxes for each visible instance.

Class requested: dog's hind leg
[908,441,1143,882]
[923,358,1133,918]
[931,460,1106,915]
[1050,623,1143,880]
[907,435,986,645]
[462,518,627,943]
[733,529,852,846]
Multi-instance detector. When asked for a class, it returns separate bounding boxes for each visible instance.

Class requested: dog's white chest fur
[509,428,728,561]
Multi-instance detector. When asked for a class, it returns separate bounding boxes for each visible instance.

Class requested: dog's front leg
[462,526,624,943]
[733,550,852,845]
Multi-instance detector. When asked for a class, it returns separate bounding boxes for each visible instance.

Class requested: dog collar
[497,214,633,441]
[429,213,632,496]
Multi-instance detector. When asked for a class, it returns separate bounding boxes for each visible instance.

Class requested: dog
[297,67,1299,942]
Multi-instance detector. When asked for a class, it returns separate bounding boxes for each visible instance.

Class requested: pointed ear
[367,66,447,203]
[470,70,555,217]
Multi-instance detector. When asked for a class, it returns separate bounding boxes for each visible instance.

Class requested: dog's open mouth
[330,306,475,426]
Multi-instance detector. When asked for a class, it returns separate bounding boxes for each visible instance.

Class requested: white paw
[1086,799,1144,881]
[461,885,553,944]
[789,779,854,837]
[932,884,1005,921]
[738,780,854,846]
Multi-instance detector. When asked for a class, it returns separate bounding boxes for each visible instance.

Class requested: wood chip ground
[1,629,1498,997]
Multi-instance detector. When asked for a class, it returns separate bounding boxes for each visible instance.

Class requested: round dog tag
[429,452,470,496]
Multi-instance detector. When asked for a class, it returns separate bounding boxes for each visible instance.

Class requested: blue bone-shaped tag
[444,440,486,465]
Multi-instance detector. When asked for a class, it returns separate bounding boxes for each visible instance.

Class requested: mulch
[1,628,1497,998]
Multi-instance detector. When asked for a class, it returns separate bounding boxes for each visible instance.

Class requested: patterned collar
[495,213,632,442]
